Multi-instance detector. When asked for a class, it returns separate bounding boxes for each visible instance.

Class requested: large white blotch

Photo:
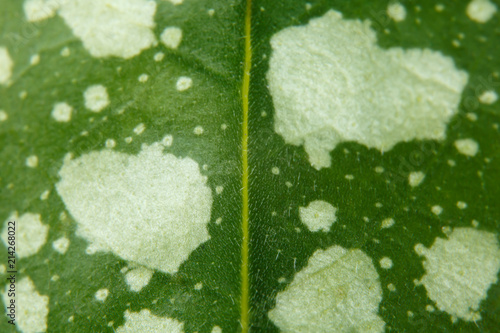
[0,47,13,85]
[415,228,500,321]
[57,0,157,59]
[117,309,184,333]
[267,10,468,169]
[1,212,49,258]
[2,277,49,333]
[268,246,385,333]
[56,143,213,274]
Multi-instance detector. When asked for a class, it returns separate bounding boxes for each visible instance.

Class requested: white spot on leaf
[299,200,337,232]
[117,309,184,333]
[267,10,468,169]
[2,212,48,258]
[52,237,70,254]
[52,102,73,122]
[95,288,109,302]
[2,277,49,333]
[416,228,500,321]
[160,27,183,49]
[268,246,385,332]
[478,90,498,104]
[176,76,192,91]
[58,0,157,58]
[56,143,213,274]
[466,0,497,23]
[408,171,425,187]
[0,47,13,86]
[84,85,109,113]
[125,266,154,292]
[454,138,479,156]
[387,2,407,22]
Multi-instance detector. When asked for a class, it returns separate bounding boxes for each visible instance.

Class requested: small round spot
[387,283,396,291]
[454,139,479,156]
[52,102,73,122]
[105,139,116,149]
[30,54,40,65]
[345,174,354,180]
[193,126,204,135]
[138,74,149,83]
[194,282,203,290]
[478,90,498,104]
[52,237,70,254]
[160,27,183,49]
[133,123,146,135]
[379,257,393,269]
[26,155,38,168]
[154,52,165,62]
[161,134,173,147]
[271,167,280,175]
[40,190,50,200]
[408,171,425,187]
[176,76,192,91]
[207,9,215,16]
[95,288,109,302]
[457,201,467,209]
[431,205,443,215]
[387,2,407,22]
[215,217,222,225]
[84,85,109,113]
[375,166,384,173]
[221,124,227,130]
[466,113,478,121]
[0,110,8,122]
[216,186,224,194]
[381,218,395,229]
[61,47,70,57]
[125,137,133,144]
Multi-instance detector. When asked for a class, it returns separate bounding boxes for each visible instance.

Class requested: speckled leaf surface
[0,0,499,332]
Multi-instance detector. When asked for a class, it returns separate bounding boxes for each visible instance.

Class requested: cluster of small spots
[30,54,41,65]
[387,2,407,22]
[215,186,224,195]
[408,171,425,187]
[95,288,109,302]
[105,139,116,149]
[193,126,204,135]
[51,102,73,122]
[176,76,193,91]
[0,47,13,85]
[138,74,149,83]
[26,155,39,168]
[379,257,393,269]
[84,85,110,113]
[431,205,443,215]
[0,110,7,122]
[271,167,280,175]
[160,27,183,49]
[478,90,498,104]
[154,52,165,62]
[133,123,146,135]
[52,237,70,254]
[454,138,479,156]
[299,200,337,232]
[456,201,467,209]
[381,218,395,229]
[466,0,497,23]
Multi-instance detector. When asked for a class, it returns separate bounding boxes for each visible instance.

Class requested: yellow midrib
[240,0,252,331]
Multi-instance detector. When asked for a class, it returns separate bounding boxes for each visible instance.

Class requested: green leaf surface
[1,0,499,332]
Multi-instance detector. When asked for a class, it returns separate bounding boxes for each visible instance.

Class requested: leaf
[0,0,499,332]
